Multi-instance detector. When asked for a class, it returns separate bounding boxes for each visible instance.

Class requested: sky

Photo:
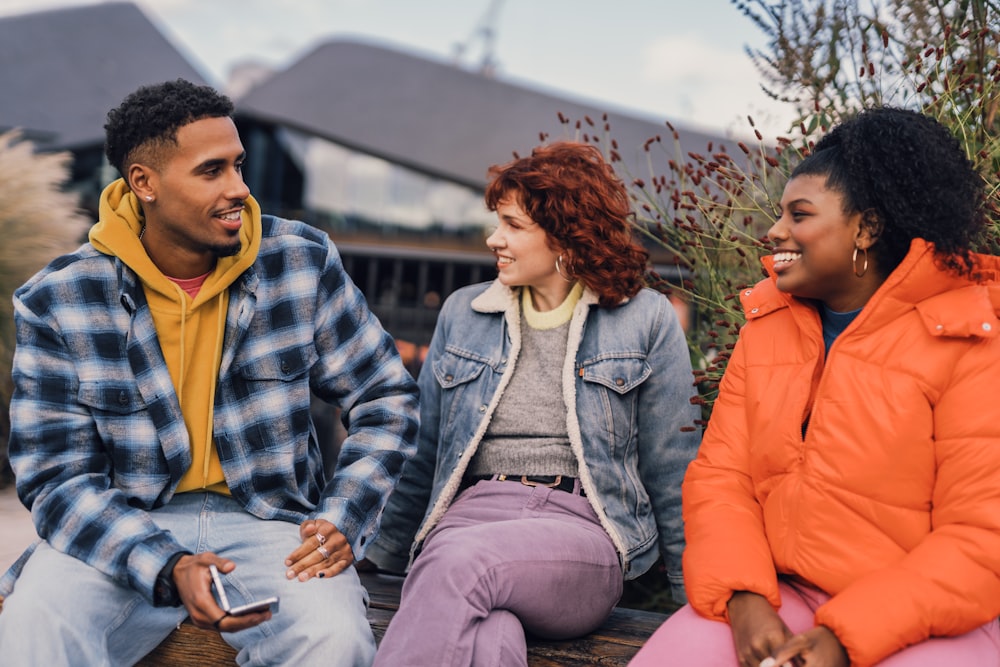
[0,0,800,139]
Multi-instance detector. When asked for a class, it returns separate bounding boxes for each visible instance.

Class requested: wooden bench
[2,571,669,665]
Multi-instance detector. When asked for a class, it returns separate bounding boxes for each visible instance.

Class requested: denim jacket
[368,279,700,600]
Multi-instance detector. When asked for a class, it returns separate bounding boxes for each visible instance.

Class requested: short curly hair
[484,142,649,306]
[791,106,985,276]
[104,78,234,177]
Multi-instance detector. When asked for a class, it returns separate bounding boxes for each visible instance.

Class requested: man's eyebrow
[194,152,246,171]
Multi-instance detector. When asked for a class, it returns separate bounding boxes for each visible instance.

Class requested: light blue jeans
[0,492,375,666]
[373,480,623,667]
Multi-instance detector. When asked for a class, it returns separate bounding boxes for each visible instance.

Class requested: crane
[452,0,505,77]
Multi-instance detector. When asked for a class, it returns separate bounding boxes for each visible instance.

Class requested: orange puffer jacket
[683,239,1000,666]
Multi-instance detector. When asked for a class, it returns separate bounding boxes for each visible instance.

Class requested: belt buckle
[518,474,561,488]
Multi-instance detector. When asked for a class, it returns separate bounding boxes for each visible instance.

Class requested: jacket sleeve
[636,294,702,603]
[814,338,1000,666]
[681,329,781,620]
[8,291,188,604]
[308,242,420,560]
[365,293,455,572]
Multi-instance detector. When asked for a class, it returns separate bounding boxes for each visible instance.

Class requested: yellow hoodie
[90,179,262,494]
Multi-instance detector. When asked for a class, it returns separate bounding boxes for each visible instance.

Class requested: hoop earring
[852,246,869,278]
[555,255,574,282]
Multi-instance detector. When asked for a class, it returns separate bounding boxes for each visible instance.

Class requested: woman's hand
[728,591,794,667]
[770,625,848,667]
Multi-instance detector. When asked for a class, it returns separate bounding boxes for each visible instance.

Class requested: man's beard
[212,240,242,258]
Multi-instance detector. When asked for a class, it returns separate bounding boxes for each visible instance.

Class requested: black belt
[461,474,584,496]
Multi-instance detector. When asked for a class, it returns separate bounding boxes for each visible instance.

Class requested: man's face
[140,116,250,278]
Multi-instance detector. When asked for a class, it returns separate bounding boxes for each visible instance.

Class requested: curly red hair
[484,142,649,306]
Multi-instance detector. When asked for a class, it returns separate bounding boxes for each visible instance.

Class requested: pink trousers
[629,580,1000,666]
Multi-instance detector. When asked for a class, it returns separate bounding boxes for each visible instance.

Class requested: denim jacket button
[445,374,454,382]
[478,405,487,413]
[615,378,625,387]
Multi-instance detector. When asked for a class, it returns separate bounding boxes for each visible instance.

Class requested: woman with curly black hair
[631,107,1000,667]
[366,141,702,666]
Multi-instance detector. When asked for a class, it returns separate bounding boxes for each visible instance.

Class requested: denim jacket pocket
[578,355,651,443]
[578,355,651,394]
[433,347,489,388]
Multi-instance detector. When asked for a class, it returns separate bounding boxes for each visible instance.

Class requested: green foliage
[0,131,90,473]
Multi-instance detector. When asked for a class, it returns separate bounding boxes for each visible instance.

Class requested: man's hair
[104,78,234,177]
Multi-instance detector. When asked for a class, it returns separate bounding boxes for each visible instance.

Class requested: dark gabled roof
[0,2,208,151]
[237,39,727,190]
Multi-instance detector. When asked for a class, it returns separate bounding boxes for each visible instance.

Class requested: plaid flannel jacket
[0,215,418,603]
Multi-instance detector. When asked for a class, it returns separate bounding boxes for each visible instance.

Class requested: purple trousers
[373,480,623,667]
[629,579,1000,666]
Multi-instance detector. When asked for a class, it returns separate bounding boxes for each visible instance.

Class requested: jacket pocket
[432,347,491,448]
[233,347,318,452]
[577,355,650,444]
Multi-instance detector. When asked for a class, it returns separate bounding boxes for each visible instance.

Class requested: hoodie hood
[90,178,261,300]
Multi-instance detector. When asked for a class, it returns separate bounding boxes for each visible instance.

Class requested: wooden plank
[2,570,669,666]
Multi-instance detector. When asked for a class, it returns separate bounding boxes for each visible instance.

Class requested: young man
[0,79,419,666]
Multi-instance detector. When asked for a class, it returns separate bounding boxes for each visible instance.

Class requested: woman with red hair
[366,141,701,665]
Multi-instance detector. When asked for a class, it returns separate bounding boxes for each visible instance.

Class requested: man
[0,79,419,665]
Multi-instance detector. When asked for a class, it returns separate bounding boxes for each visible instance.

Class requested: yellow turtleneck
[522,282,584,330]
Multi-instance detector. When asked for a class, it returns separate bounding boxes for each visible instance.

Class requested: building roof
[0,2,208,151]
[237,39,727,189]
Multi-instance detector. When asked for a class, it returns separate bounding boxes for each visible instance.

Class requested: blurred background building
[0,1,720,355]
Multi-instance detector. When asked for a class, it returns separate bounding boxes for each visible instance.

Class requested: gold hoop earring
[852,246,869,278]
[555,255,574,282]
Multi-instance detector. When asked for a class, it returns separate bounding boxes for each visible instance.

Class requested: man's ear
[128,163,155,202]
[857,209,883,250]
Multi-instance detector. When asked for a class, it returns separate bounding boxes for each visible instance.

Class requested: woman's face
[767,174,870,312]
[485,197,568,305]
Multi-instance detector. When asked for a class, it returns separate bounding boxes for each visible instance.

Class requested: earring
[555,255,574,282]
[852,246,869,278]
[145,195,153,202]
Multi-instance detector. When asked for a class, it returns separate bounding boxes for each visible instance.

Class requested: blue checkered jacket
[0,215,419,603]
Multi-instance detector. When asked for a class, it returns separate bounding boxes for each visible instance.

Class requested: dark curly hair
[104,79,234,177]
[792,106,985,277]
[484,142,649,306]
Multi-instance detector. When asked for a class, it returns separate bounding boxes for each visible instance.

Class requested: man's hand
[728,591,794,667]
[173,554,271,633]
[770,625,848,667]
[285,518,354,581]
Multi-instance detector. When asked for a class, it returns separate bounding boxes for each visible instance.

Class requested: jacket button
[479,405,487,413]
[615,378,625,386]
[445,374,454,382]
[118,391,128,405]
[280,361,290,373]
[751,307,759,314]
[984,323,993,332]
[744,289,752,296]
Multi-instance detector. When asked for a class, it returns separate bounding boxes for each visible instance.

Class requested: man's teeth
[219,212,241,221]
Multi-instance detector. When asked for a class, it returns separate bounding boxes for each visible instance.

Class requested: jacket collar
[746,239,1000,339]
[470,279,601,313]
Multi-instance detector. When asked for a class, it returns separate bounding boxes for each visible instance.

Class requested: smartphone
[227,596,280,616]
[209,564,279,616]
